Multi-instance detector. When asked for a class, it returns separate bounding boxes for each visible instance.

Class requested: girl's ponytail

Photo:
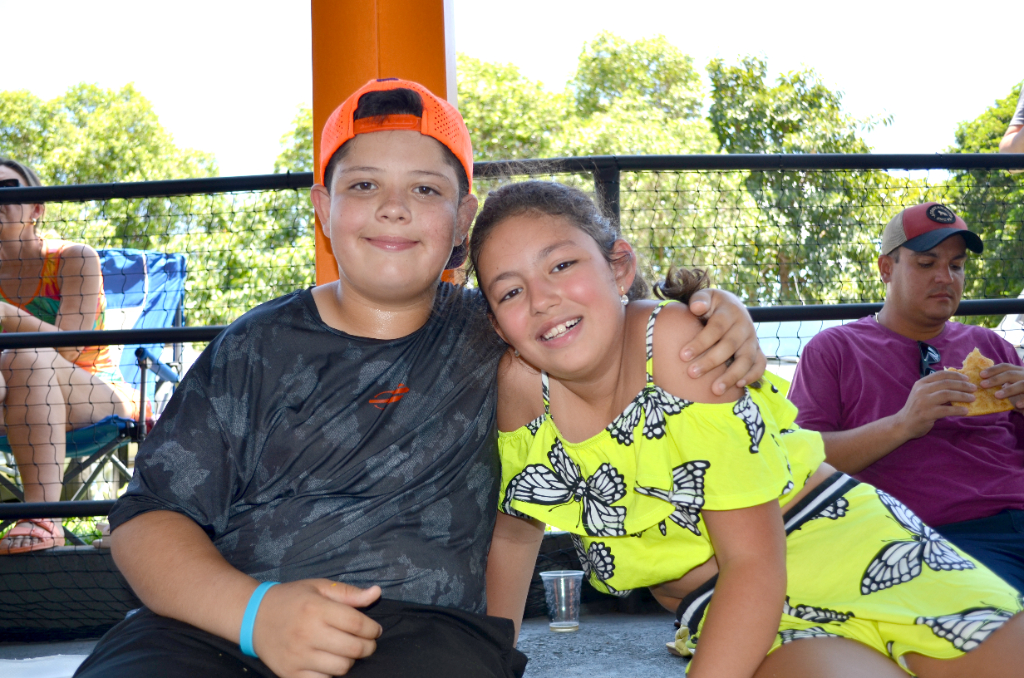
[654,268,710,305]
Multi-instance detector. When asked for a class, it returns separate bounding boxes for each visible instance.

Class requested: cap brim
[902,229,983,254]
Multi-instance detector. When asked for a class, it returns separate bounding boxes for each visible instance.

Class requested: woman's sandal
[0,518,66,554]
[666,627,694,658]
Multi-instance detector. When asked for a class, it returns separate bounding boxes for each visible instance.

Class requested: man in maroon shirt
[790,202,1024,592]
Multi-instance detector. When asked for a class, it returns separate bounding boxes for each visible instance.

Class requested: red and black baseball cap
[880,202,983,255]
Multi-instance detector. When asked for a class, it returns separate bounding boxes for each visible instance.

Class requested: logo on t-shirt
[369,383,410,409]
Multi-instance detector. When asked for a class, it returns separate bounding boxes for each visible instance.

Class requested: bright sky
[2,0,1020,177]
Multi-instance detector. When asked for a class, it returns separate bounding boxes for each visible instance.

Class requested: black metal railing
[5,152,1024,315]
[0,293,1021,522]
[7,152,1024,222]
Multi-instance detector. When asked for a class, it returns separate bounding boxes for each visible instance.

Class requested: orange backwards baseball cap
[880,202,982,256]
[319,78,473,192]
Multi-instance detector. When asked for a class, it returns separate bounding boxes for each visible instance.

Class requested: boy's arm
[113,510,382,678]
[686,501,786,678]
[683,289,766,395]
[485,511,545,643]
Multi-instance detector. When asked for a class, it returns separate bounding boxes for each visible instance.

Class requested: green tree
[0,85,317,326]
[551,95,716,157]
[456,37,725,296]
[707,56,880,155]
[701,57,900,305]
[947,82,1024,325]
[0,83,220,259]
[0,84,216,184]
[457,39,897,305]
[187,105,316,325]
[274,106,313,173]
[953,85,1021,154]
[457,34,713,162]
[269,106,316,245]
[570,33,702,121]
[456,56,567,162]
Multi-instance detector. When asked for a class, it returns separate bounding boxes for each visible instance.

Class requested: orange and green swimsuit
[0,240,120,382]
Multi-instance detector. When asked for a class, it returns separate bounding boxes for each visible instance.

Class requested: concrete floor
[518,612,687,677]
[0,640,95,678]
[0,612,687,677]
[0,639,97,660]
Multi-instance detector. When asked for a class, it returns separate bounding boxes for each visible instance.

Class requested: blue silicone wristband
[240,581,279,658]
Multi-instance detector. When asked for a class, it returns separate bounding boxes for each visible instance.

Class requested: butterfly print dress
[499,302,817,592]
[497,301,1022,666]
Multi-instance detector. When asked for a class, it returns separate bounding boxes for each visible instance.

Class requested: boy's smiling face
[311,130,476,307]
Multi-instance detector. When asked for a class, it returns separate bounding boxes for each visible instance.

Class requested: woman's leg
[63,360,133,430]
[0,368,7,434]
[1,347,131,548]
[2,347,71,504]
[905,612,1024,678]
[753,637,907,678]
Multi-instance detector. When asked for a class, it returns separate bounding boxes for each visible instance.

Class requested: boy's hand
[683,289,766,394]
[253,580,382,678]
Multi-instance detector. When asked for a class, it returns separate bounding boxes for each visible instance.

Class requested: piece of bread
[945,348,1015,416]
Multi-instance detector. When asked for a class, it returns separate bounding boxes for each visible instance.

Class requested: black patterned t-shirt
[109,284,505,614]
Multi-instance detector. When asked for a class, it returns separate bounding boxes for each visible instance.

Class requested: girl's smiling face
[477,211,636,379]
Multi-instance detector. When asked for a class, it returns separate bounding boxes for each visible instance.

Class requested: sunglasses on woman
[918,341,941,378]
[0,179,21,188]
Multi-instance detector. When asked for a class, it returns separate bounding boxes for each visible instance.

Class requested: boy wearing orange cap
[75,79,764,678]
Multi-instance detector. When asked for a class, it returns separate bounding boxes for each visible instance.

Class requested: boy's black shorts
[74,598,528,678]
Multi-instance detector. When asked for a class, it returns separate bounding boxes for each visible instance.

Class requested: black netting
[616,168,1024,312]
[37,188,314,328]
[0,545,140,641]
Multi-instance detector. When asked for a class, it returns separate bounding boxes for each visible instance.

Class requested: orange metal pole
[311,0,454,285]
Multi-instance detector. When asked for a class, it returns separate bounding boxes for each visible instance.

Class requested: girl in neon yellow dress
[472,181,1024,678]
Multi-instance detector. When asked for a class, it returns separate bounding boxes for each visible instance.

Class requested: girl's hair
[0,158,43,187]
[470,180,648,300]
[654,267,710,305]
[469,180,710,304]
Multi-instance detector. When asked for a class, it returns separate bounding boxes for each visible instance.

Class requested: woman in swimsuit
[476,181,1024,678]
[0,158,132,554]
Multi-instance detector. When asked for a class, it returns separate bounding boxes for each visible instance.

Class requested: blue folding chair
[100,249,187,417]
[0,250,186,535]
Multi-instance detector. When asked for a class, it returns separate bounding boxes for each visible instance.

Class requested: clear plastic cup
[539,570,584,632]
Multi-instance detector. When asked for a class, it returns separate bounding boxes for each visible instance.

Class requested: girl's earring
[514,349,520,357]
[620,290,629,306]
